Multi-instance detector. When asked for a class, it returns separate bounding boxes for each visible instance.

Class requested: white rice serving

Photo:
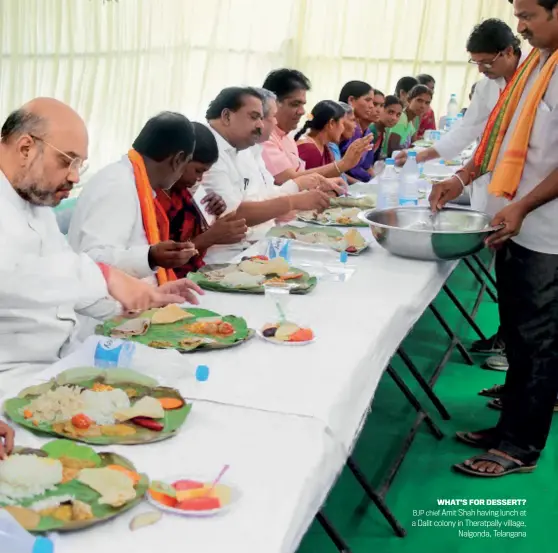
[81,389,130,425]
[0,455,63,505]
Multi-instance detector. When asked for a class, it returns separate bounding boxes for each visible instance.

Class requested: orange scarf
[474,49,558,199]
[128,149,176,285]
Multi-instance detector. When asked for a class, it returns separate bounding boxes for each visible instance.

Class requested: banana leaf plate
[265,225,369,255]
[4,367,191,445]
[297,207,368,227]
[97,307,253,353]
[0,439,148,533]
[188,264,317,294]
[329,194,376,209]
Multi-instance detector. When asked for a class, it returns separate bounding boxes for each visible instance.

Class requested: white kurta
[201,128,301,260]
[0,170,110,374]
[435,52,528,211]
[201,127,261,263]
[68,155,156,283]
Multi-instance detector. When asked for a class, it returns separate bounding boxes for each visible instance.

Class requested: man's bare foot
[463,449,522,475]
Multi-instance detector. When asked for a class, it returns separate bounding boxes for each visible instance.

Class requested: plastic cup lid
[195,365,210,382]
[33,537,54,553]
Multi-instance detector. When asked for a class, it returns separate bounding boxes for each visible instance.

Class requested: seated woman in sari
[383,85,432,157]
[157,123,247,277]
[369,95,404,161]
[338,81,377,183]
[416,74,437,139]
[328,102,357,183]
[295,100,371,175]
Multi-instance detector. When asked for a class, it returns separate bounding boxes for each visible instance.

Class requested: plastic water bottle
[444,94,460,131]
[377,158,399,209]
[0,510,54,553]
[93,337,136,368]
[447,94,459,118]
[399,151,419,206]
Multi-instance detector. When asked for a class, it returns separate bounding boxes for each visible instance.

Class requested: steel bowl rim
[358,207,500,235]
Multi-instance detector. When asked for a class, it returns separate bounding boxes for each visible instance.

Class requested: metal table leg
[463,258,498,302]
[428,304,474,365]
[443,284,486,341]
[397,347,450,420]
[316,511,352,553]
[386,365,444,440]
[472,253,498,289]
[347,456,406,537]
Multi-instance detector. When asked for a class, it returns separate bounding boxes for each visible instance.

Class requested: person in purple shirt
[338,81,377,183]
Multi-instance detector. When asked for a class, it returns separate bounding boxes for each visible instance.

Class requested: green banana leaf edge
[0,440,148,533]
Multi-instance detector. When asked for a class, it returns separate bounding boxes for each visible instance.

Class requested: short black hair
[205,86,264,121]
[384,95,403,109]
[466,19,521,56]
[191,122,218,165]
[416,74,435,86]
[339,81,373,103]
[395,76,419,97]
[132,111,195,162]
[374,89,385,97]
[1,109,46,143]
[262,69,311,101]
[509,0,558,9]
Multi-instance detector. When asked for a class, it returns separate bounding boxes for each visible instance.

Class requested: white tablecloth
[0,225,459,553]
[184,233,456,450]
[2,372,343,553]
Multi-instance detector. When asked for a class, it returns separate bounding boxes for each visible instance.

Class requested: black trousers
[495,240,558,463]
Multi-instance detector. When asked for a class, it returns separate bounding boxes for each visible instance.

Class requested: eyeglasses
[468,52,502,69]
[30,135,89,176]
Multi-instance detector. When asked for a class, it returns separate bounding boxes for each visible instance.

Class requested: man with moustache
[430,0,558,478]
[0,98,202,377]
[201,86,331,262]
[399,19,526,214]
[398,20,528,378]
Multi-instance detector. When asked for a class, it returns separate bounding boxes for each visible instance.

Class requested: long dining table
[0,217,467,553]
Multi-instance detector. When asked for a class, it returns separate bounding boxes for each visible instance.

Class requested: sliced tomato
[251,255,269,261]
[218,322,235,335]
[289,328,314,342]
[346,246,358,253]
[71,413,93,429]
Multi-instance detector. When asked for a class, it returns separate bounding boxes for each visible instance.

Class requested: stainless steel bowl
[359,206,500,261]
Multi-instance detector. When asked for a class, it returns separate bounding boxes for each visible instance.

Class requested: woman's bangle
[333,161,342,175]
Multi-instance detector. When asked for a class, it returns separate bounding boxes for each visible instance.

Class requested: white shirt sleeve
[435,78,494,160]
[0,232,108,311]
[201,157,244,214]
[245,146,299,200]
[68,163,153,279]
[277,179,299,196]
